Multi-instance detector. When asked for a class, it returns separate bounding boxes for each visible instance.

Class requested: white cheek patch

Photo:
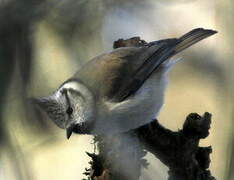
[60,82,80,91]
[58,80,96,124]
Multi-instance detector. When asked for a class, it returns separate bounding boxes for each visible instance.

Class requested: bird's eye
[66,107,73,116]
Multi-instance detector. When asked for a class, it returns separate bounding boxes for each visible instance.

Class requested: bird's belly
[93,69,168,134]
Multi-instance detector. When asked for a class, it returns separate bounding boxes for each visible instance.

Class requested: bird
[32,28,217,139]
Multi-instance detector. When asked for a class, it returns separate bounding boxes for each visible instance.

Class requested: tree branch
[136,112,215,180]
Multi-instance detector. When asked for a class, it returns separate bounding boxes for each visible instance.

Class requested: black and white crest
[31,95,67,129]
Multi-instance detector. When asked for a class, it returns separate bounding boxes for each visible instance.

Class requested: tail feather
[134,28,217,82]
[174,28,217,53]
[115,28,217,101]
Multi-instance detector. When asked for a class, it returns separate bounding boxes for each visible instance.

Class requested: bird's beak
[66,122,93,138]
[66,123,76,139]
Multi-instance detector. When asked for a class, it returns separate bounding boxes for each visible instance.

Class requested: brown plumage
[73,28,217,102]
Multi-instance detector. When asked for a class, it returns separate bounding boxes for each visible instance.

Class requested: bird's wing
[74,28,217,102]
[73,46,151,100]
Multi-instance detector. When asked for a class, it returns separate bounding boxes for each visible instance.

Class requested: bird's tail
[132,28,217,83]
[159,28,217,71]
[173,28,217,54]
[117,28,217,101]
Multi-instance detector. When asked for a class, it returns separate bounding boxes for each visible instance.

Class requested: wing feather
[74,28,217,102]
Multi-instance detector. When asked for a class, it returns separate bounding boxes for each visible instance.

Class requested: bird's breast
[92,67,169,134]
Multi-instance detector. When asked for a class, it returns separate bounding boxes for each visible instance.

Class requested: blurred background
[0,0,233,179]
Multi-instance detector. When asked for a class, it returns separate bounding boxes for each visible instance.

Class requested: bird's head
[32,80,96,139]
